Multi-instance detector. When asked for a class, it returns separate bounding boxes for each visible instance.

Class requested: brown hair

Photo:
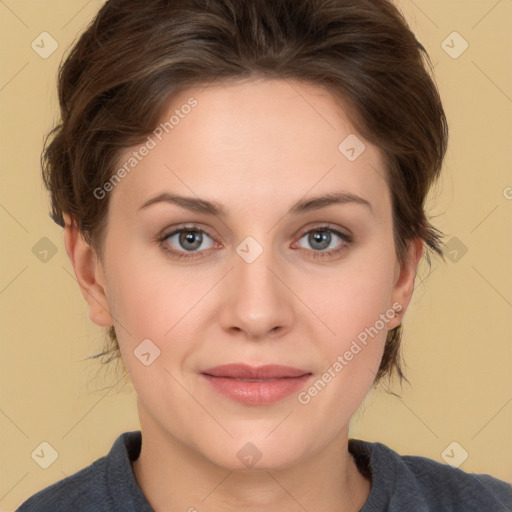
[43,0,448,386]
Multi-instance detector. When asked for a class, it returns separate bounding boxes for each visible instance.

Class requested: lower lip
[201,374,312,405]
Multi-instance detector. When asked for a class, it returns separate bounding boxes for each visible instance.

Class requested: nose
[217,242,294,341]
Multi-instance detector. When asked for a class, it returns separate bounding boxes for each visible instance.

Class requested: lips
[199,364,312,405]
[200,364,310,379]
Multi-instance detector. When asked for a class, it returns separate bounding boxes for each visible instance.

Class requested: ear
[63,213,113,327]
[387,237,424,330]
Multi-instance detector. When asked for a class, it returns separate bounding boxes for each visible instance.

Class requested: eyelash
[157,224,353,261]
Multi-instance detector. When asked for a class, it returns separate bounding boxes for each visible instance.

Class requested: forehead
[110,78,389,217]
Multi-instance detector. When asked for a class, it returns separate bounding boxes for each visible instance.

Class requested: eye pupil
[179,230,202,250]
[309,230,331,250]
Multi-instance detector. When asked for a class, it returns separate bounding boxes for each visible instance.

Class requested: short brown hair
[42,0,448,385]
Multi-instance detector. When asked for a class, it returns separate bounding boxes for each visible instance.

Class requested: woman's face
[84,78,420,470]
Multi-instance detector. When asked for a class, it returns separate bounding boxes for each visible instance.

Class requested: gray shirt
[16,430,512,511]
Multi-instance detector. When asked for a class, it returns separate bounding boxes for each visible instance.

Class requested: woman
[17,0,512,510]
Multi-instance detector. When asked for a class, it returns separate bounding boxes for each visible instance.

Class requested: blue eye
[158,224,352,261]
[295,226,352,259]
[160,227,214,259]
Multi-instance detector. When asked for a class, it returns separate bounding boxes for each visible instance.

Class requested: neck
[132,414,370,512]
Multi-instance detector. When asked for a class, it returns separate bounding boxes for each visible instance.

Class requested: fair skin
[64,78,422,512]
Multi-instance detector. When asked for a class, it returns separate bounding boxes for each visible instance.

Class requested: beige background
[1,0,511,509]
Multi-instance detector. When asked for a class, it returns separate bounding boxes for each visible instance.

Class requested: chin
[196,434,311,473]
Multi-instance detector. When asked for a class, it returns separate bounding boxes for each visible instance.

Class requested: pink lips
[200,364,312,405]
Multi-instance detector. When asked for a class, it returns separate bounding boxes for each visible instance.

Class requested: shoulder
[399,449,512,510]
[16,431,151,512]
[16,456,110,512]
[349,438,512,512]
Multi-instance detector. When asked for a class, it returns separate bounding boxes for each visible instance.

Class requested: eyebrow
[139,191,373,216]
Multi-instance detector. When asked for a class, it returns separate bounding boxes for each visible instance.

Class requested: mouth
[199,364,313,405]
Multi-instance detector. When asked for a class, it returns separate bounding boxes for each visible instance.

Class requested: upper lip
[200,364,311,379]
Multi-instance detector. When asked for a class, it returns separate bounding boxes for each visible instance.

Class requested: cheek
[296,268,394,416]
[104,243,184,333]
[313,252,396,343]
[107,264,190,401]
[300,249,396,392]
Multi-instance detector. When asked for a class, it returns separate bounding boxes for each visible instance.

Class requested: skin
[64,78,423,512]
